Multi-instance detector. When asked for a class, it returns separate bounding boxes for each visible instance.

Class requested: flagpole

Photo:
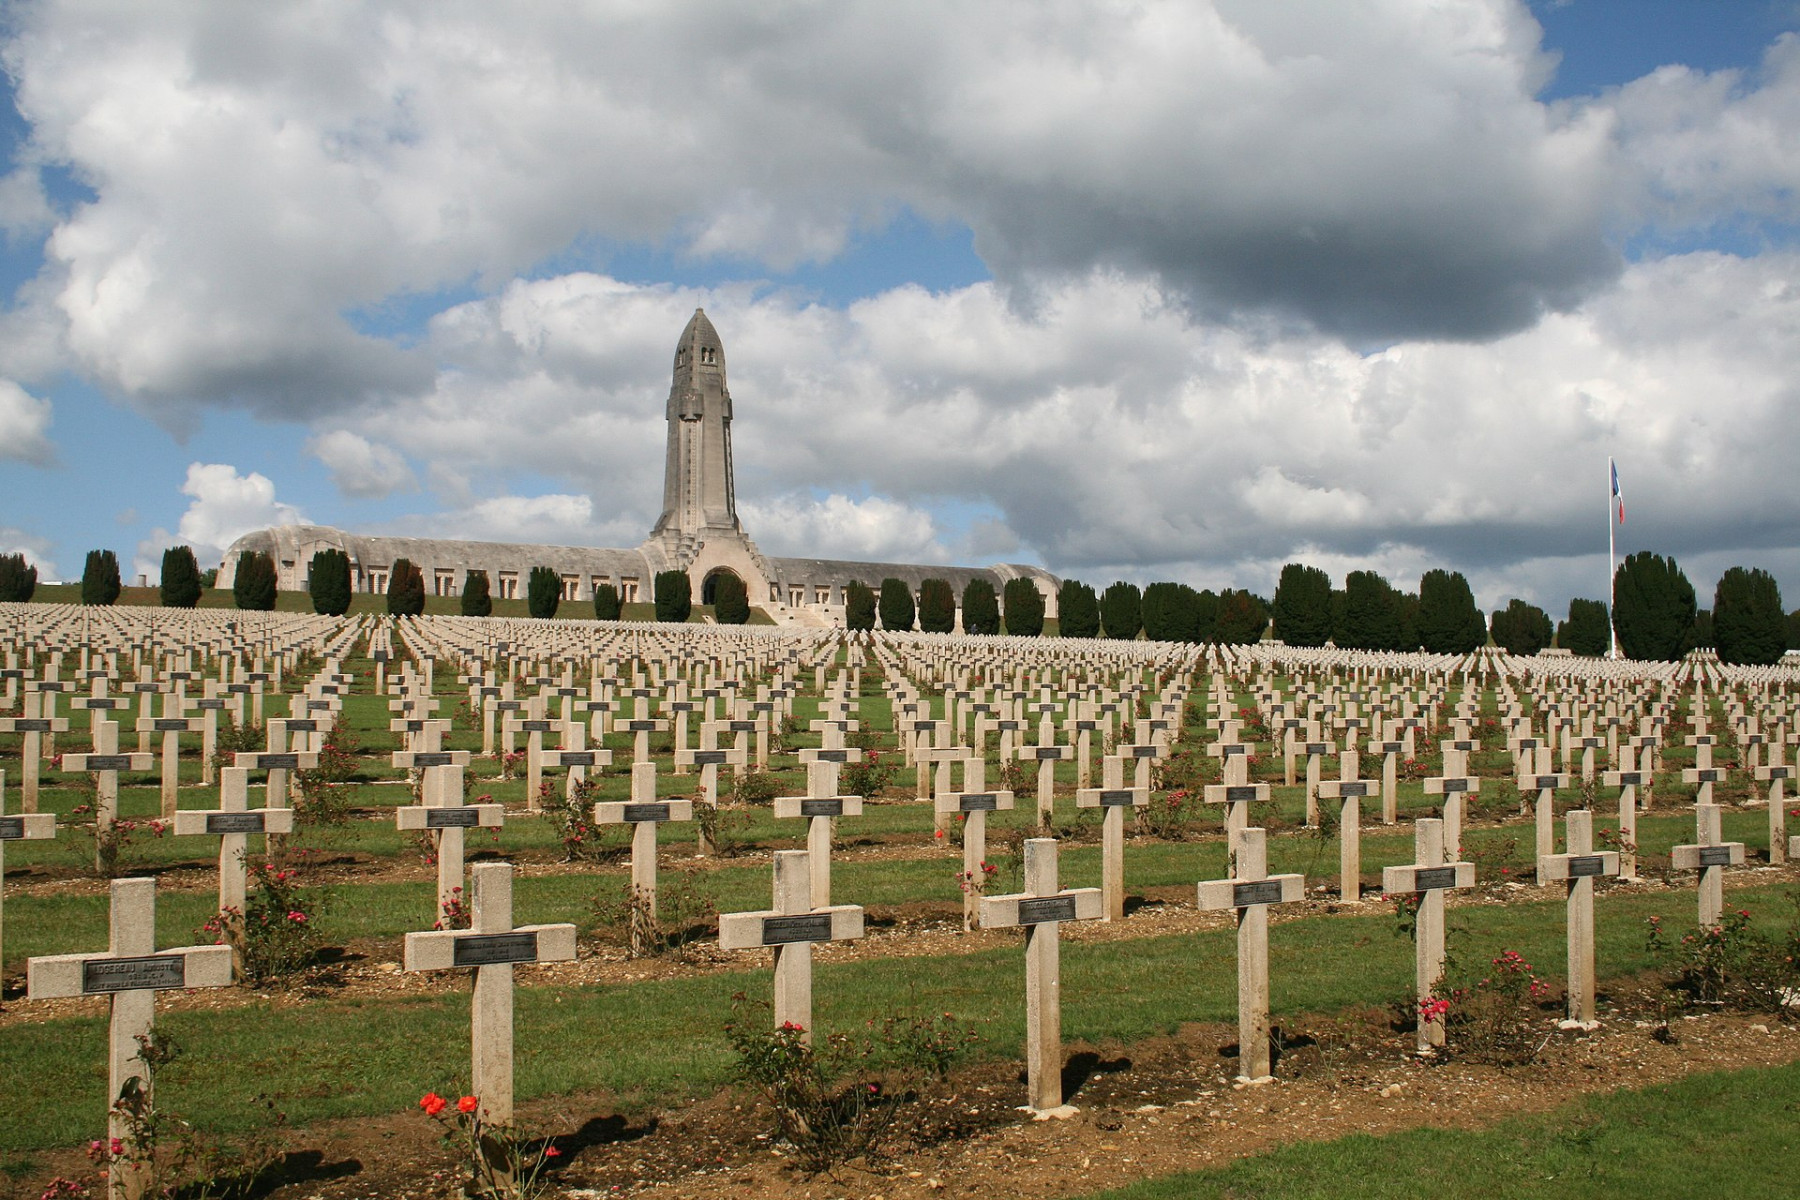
[1607,456,1618,660]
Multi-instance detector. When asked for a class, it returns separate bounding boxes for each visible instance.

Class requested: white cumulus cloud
[306,429,418,499]
[0,380,54,464]
[174,463,306,571]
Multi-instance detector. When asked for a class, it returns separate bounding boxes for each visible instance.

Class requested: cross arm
[28,944,233,999]
[403,924,578,971]
[979,888,1102,928]
[718,904,864,950]
[396,804,506,830]
[1075,787,1149,809]
[1197,873,1304,911]
[1537,851,1621,882]
[172,809,296,836]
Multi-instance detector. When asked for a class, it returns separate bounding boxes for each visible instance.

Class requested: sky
[2,0,1798,618]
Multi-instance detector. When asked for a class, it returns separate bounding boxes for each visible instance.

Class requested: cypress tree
[0,552,37,602]
[1557,598,1610,657]
[306,548,351,616]
[1192,589,1221,642]
[878,577,915,631]
[160,545,203,609]
[463,570,493,617]
[1215,589,1269,645]
[81,549,123,606]
[386,558,424,616]
[713,573,750,624]
[1417,569,1484,654]
[233,551,278,611]
[590,580,619,620]
[654,570,692,623]
[1690,609,1714,650]
[1141,582,1199,642]
[917,578,955,633]
[1099,581,1142,639]
[1339,571,1401,650]
[844,581,877,631]
[1002,577,1045,636]
[1056,579,1099,638]
[527,566,561,618]
[961,578,1001,635]
[1270,563,1333,647]
[1788,607,1800,652]
[1712,567,1786,665]
[1490,598,1552,655]
[1612,551,1697,661]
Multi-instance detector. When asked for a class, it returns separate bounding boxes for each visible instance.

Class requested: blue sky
[1,0,1797,615]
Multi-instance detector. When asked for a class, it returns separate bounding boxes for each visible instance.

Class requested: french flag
[1610,459,1624,524]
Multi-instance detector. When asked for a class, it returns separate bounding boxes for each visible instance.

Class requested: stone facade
[218,311,1058,628]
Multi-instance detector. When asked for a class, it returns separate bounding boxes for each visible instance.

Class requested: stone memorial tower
[640,309,778,605]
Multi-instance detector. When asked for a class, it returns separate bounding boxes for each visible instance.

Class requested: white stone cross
[1681,763,1727,812]
[1317,777,1378,902]
[1422,771,1480,864]
[1537,808,1619,1029]
[1075,755,1147,921]
[1017,735,1073,827]
[1364,736,1405,823]
[394,757,504,926]
[28,877,232,1200]
[171,766,294,924]
[233,746,321,815]
[1197,826,1303,1082]
[0,770,55,979]
[933,757,1014,931]
[0,706,70,810]
[1296,738,1333,825]
[594,762,694,952]
[503,712,558,810]
[62,722,155,870]
[135,712,204,818]
[719,850,864,1042]
[1670,803,1746,928]
[543,737,613,801]
[979,837,1102,1115]
[1382,818,1475,1053]
[1754,750,1791,867]
[675,740,749,855]
[1599,767,1647,879]
[404,862,577,1125]
[772,783,862,909]
[1515,755,1572,882]
[1203,781,1268,876]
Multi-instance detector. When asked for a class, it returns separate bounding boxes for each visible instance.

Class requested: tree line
[16,545,1798,663]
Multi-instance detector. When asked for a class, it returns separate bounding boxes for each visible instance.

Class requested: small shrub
[86,1031,287,1200]
[1644,901,1800,1012]
[840,750,898,799]
[731,768,781,806]
[724,995,979,1173]
[1432,949,1554,1065]
[1137,788,1203,839]
[590,871,717,960]
[198,863,323,985]
[419,1091,562,1200]
[542,779,617,863]
[294,723,361,825]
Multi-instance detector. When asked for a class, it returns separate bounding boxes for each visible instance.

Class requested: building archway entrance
[701,568,742,606]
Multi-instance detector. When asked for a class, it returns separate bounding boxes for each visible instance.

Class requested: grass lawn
[1078,1058,1800,1199]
